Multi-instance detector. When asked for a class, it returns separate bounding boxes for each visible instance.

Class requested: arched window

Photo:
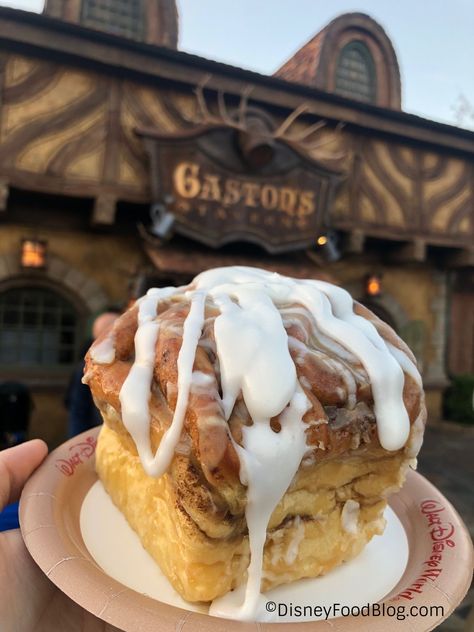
[335,41,376,103]
[81,0,144,39]
[0,287,79,366]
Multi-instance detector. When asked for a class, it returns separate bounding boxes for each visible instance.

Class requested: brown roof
[275,27,328,85]
[274,12,403,111]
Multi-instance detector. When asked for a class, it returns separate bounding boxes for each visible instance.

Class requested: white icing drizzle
[120,289,205,477]
[341,500,360,535]
[267,516,305,568]
[324,356,358,407]
[284,516,305,565]
[386,342,423,387]
[190,370,214,390]
[214,385,310,620]
[118,291,163,470]
[113,266,421,621]
[292,281,409,452]
[281,307,359,363]
[90,335,116,364]
[211,288,297,421]
[287,336,359,407]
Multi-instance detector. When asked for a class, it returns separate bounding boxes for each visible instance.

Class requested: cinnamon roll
[84,266,425,620]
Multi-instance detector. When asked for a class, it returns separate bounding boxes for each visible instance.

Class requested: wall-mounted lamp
[150,200,175,241]
[365,274,382,297]
[315,230,341,262]
[316,234,328,246]
[21,238,47,269]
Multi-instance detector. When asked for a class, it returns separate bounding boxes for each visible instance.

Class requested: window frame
[0,277,88,383]
[334,40,377,104]
[81,0,145,39]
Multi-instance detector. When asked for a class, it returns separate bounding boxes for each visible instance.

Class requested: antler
[298,121,346,155]
[273,106,346,160]
[286,119,327,143]
[273,103,310,138]
[217,90,236,128]
[180,78,346,162]
[238,85,254,127]
[182,75,254,131]
[194,75,221,126]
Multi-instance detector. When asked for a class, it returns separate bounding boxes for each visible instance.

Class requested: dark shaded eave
[0,7,473,157]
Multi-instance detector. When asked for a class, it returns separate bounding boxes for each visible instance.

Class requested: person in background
[0,310,121,532]
[0,382,33,451]
[65,308,121,438]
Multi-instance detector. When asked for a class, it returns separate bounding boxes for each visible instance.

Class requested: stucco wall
[0,224,148,447]
[0,224,146,307]
[332,255,446,422]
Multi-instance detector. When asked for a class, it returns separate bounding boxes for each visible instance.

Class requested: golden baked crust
[96,422,408,601]
[85,285,426,602]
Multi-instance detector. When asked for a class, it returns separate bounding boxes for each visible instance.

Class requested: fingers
[0,440,48,511]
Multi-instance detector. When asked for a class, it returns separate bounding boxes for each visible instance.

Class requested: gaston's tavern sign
[138,96,344,254]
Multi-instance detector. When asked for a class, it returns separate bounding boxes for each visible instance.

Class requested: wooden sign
[139,121,344,254]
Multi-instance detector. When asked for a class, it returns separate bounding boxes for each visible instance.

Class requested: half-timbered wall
[1,52,473,248]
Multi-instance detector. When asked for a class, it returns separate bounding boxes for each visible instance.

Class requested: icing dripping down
[211,385,310,620]
[119,288,173,473]
[120,289,206,478]
[212,288,297,421]
[341,499,360,535]
[90,335,116,364]
[284,516,305,566]
[115,266,421,621]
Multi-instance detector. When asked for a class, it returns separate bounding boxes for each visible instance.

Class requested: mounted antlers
[182,75,345,160]
[187,74,251,130]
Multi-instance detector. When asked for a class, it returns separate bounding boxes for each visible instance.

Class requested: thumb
[0,440,48,511]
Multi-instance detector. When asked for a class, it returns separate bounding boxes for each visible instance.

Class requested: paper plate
[20,427,473,631]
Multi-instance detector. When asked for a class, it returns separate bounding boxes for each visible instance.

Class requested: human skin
[92,313,119,340]
[0,440,120,631]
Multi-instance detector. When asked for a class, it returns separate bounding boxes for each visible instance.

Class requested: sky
[1,0,473,129]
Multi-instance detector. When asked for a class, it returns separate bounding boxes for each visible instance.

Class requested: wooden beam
[92,194,117,225]
[0,178,9,211]
[0,165,148,204]
[389,239,427,263]
[342,229,365,253]
[334,220,473,249]
[445,248,474,268]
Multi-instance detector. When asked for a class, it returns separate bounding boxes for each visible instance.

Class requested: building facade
[0,5,472,446]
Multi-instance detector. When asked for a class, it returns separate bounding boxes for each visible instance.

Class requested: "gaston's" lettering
[173,162,316,218]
